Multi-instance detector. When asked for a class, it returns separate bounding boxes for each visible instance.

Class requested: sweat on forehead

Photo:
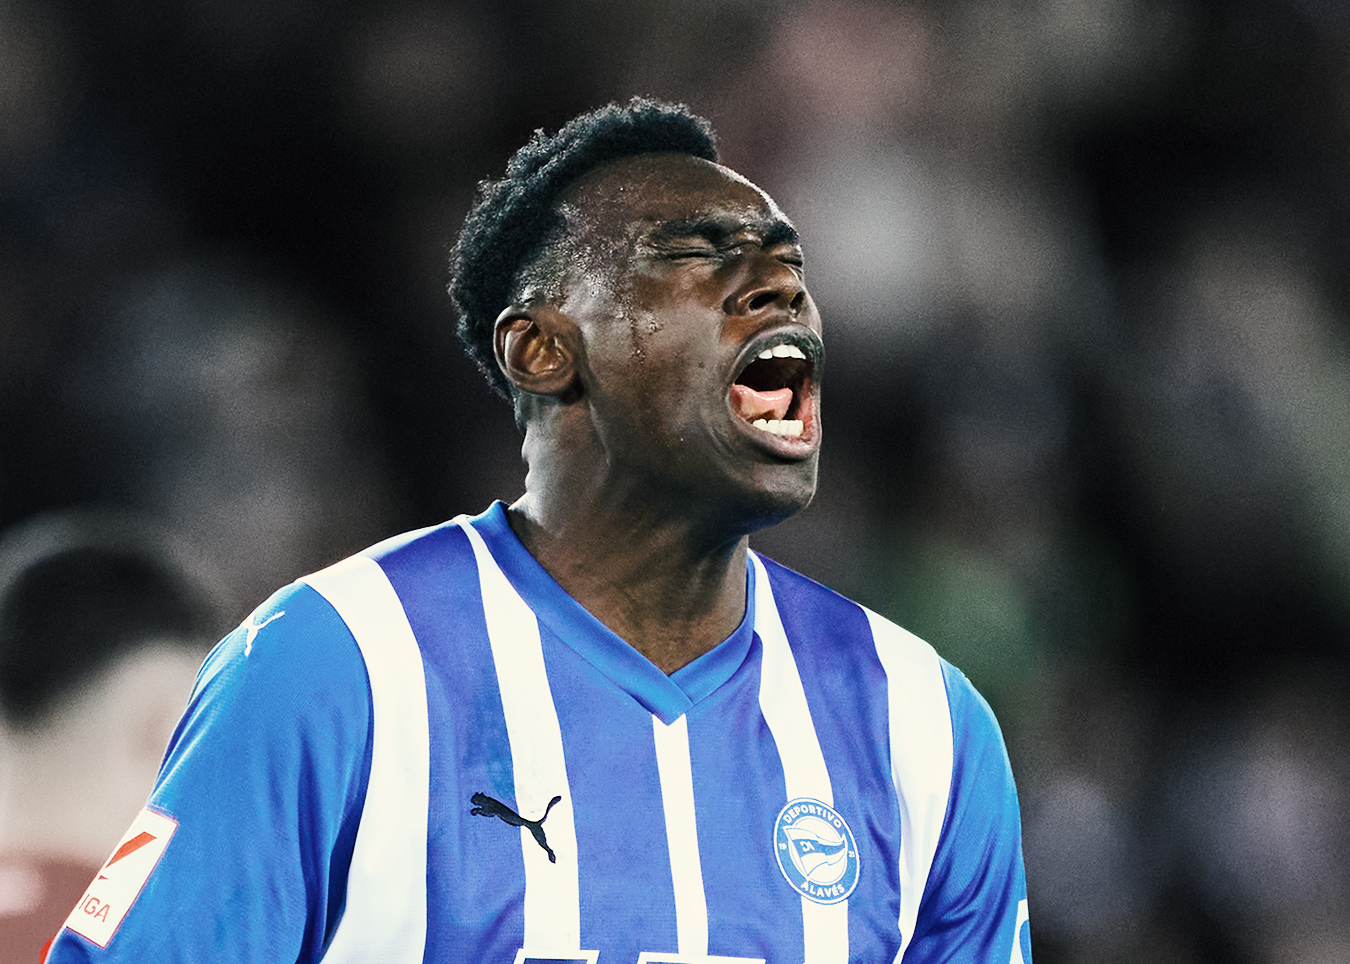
[558,153,792,246]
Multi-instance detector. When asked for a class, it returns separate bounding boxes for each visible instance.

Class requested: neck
[507,487,749,675]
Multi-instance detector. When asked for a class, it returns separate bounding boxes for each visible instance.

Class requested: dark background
[3,0,1349,959]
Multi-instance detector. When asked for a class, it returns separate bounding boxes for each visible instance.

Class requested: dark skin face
[493,153,824,673]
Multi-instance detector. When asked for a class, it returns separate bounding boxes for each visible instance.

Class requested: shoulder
[937,659,1012,765]
[754,553,1001,728]
[199,516,478,709]
[753,552,942,680]
[754,552,1016,801]
[360,517,472,570]
[198,578,367,706]
[161,567,380,798]
[162,578,375,799]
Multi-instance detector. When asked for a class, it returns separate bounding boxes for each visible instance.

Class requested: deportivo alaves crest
[774,798,860,904]
[471,792,563,863]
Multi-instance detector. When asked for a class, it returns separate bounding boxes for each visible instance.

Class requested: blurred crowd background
[1,0,1348,960]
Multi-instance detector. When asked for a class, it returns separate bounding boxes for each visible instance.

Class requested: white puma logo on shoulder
[243,610,286,656]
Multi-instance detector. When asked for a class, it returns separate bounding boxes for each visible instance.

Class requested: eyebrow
[645,215,800,248]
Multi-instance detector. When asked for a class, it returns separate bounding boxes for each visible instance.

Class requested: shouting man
[46,99,1031,963]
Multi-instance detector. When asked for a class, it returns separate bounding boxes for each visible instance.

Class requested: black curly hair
[449,97,719,397]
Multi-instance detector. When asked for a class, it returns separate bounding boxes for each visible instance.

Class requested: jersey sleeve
[44,581,374,964]
[903,661,1032,964]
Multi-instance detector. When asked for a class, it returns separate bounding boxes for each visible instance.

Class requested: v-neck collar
[468,502,757,724]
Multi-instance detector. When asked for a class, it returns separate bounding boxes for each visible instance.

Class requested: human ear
[493,305,581,400]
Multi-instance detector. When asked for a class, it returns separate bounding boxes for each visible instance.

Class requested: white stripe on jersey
[750,552,849,963]
[652,713,709,957]
[864,606,954,963]
[1010,899,1030,964]
[303,556,430,964]
[457,517,583,956]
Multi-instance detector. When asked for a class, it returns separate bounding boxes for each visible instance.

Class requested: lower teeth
[751,418,804,437]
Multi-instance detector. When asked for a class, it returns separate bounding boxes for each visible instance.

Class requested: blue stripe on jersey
[684,635,803,961]
[538,620,679,958]
[368,521,528,963]
[758,557,905,959]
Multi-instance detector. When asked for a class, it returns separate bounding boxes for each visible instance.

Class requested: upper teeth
[758,344,807,361]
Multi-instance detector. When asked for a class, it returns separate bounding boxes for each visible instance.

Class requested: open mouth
[729,339,816,440]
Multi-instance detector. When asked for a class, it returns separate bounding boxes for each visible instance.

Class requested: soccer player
[46,98,1032,963]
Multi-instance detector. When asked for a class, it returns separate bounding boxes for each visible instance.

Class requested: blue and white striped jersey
[47,502,1031,963]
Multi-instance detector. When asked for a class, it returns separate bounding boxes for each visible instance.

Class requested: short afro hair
[449,97,719,397]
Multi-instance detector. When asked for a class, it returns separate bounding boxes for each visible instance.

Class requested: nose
[725,252,807,318]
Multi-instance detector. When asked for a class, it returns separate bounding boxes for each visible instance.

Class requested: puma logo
[470,792,562,863]
[243,609,285,657]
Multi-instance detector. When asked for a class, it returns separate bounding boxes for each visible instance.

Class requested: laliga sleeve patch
[61,807,178,948]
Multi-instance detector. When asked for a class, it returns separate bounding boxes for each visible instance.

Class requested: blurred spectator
[1161,667,1350,964]
[1016,663,1171,964]
[69,256,403,618]
[0,1,78,174]
[0,509,222,963]
[1096,198,1350,688]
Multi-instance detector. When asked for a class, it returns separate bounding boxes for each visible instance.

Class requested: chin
[728,462,819,536]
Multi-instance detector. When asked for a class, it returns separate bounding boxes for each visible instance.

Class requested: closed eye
[665,247,722,259]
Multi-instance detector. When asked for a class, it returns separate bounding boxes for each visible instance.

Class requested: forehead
[560,153,793,246]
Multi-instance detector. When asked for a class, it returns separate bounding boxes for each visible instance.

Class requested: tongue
[730,384,793,422]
